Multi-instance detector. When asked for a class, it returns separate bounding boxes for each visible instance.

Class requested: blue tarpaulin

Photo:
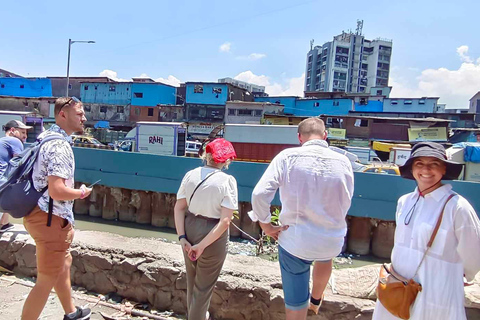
[454,142,480,163]
[94,121,110,129]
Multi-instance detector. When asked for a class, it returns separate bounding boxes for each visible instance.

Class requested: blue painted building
[131,83,176,106]
[295,98,353,116]
[354,100,384,112]
[81,82,132,105]
[185,82,228,106]
[0,77,52,97]
[80,82,176,106]
[254,96,298,114]
[383,97,440,113]
[254,96,352,116]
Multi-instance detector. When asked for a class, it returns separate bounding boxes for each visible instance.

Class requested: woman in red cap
[174,138,238,320]
[373,142,480,320]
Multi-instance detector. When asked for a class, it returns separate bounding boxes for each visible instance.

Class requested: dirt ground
[0,272,184,320]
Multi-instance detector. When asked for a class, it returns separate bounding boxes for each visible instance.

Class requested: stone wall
[2,229,480,319]
[74,183,395,258]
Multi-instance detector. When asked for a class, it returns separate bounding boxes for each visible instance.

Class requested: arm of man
[44,140,91,201]
[10,137,24,157]
[249,153,288,239]
[47,176,91,201]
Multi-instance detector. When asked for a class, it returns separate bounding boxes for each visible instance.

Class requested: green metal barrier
[74,147,480,221]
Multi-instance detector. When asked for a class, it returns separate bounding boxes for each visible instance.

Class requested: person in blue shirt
[0,119,31,233]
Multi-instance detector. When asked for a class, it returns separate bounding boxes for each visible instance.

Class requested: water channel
[11,215,388,269]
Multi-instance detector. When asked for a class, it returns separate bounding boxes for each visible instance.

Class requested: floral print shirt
[32,124,76,224]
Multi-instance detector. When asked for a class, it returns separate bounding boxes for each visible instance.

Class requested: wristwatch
[178,234,187,241]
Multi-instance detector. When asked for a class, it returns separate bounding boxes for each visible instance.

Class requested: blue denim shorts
[278,245,313,310]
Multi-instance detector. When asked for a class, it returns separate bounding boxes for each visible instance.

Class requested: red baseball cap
[205,138,237,163]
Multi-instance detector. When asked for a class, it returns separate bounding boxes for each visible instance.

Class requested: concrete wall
[185,83,228,105]
[84,103,131,122]
[384,98,438,113]
[81,83,132,105]
[225,102,283,124]
[0,96,53,117]
[0,78,52,97]
[129,106,160,122]
[254,97,297,114]
[73,147,480,220]
[131,83,176,107]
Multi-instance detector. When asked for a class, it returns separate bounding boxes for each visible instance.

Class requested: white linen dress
[373,184,480,320]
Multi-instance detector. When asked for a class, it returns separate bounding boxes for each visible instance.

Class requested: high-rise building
[304,21,392,94]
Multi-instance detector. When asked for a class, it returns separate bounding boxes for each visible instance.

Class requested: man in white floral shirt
[22,97,93,320]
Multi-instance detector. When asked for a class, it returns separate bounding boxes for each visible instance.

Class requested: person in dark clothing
[0,119,31,233]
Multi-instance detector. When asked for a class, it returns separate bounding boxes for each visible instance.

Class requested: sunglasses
[59,96,81,112]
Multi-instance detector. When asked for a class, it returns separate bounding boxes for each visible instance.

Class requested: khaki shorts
[23,207,74,276]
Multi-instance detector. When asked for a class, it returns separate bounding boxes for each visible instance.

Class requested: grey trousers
[183,212,228,320]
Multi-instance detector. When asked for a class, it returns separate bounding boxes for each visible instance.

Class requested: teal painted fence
[74,147,480,221]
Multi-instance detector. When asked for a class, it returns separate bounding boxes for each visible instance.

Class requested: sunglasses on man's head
[59,96,81,112]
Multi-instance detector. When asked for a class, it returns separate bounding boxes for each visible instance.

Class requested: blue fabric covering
[454,142,480,163]
[94,121,110,129]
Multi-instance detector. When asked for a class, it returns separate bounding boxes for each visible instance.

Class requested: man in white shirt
[249,117,354,319]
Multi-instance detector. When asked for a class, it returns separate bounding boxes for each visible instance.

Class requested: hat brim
[399,157,463,180]
[16,124,32,129]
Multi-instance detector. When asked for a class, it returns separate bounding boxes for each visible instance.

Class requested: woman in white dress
[373,142,480,320]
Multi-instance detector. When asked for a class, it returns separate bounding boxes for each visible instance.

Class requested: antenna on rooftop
[310,39,314,50]
[356,19,364,35]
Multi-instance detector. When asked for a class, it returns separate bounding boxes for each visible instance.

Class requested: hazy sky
[2,0,479,107]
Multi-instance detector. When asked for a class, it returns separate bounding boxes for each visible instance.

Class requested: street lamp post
[66,38,95,96]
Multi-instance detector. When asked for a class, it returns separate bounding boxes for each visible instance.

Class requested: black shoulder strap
[189,171,220,203]
[47,197,53,227]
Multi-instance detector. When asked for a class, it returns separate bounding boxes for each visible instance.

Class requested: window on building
[20,84,24,89]
[404,100,413,105]
[254,110,262,117]
[134,92,143,98]
[84,105,91,112]
[194,85,203,93]
[100,106,107,113]
[84,85,89,90]
[148,108,154,117]
[212,87,222,94]
[354,119,369,127]
[391,100,398,105]
[333,101,340,106]
[228,109,236,116]
[0,84,4,88]
[238,109,253,116]
[362,63,368,70]
[68,84,72,89]
[314,102,320,107]
[95,86,98,90]
[135,107,141,115]
[109,86,116,92]
[117,106,124,113]
[376,90,383,96]
[419,99,426,104]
